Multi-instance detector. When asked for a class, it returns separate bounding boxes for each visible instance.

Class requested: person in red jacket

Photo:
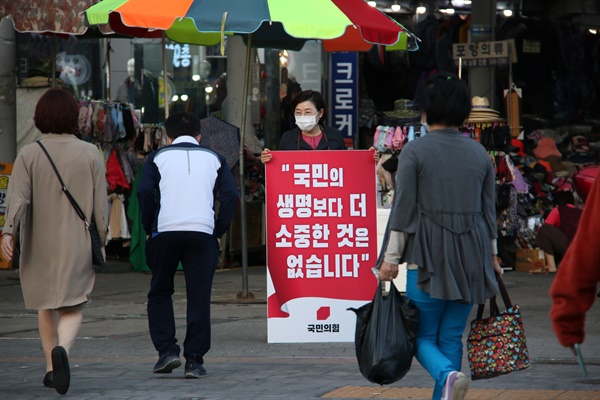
[550,175,600,350]
[533,190,582,274]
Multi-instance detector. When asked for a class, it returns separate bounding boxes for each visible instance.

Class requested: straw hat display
[466,96,504,123]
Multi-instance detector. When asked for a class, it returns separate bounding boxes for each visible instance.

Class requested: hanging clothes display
[134,123,168,155]
[77,100,151,257]
[372,115,422,207]
[462,122,510,151]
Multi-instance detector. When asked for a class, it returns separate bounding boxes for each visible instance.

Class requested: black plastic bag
[348,282,419,385]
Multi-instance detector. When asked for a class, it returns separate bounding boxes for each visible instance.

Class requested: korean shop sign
[452,39,517,67]
[264,150,377,343]
[329,52,358,149]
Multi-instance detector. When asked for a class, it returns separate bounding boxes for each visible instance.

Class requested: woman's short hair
[165,112,201,139]
[291,90,328,121]
[414,72,471,127]
[34,88,79,135]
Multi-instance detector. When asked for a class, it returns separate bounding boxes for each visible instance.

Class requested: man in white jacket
[138,112,239,379]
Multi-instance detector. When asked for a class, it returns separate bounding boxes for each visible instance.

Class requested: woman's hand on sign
[369,146,380,162]
[260,148,273,164]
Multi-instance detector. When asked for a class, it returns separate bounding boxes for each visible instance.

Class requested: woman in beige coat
[1,88,108,395]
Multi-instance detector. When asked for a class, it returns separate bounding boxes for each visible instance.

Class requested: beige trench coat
[4,134,108,310]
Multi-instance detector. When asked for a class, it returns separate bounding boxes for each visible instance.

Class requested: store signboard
[265,150,377,343]
[166,43,192,68]
[329,52,358,149]
[288,41,322,92]
[0,163,14,269]
[452,39,517,67]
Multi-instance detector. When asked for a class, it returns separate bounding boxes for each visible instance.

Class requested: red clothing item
[106,150,130,191]
[544,207,560,227]
[550,177,600,347]
[533,137,562,159]
[302,132,323,150]
[544,204,577,227]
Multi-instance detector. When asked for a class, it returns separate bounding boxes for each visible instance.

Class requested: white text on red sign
[287,253,371,279]
[282,163,344,188]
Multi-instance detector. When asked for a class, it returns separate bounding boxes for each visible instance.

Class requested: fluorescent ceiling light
[503,9,513,17]
[367,1,376,7]
[391,3,401,12]
[416,6,427,14]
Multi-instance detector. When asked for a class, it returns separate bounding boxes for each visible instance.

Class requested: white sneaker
[441,371,469,400]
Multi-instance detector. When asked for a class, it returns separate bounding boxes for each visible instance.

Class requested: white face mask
[295,115,318,132]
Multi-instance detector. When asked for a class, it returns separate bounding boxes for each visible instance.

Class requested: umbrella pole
[106,38,111,99]
[162,33,169,120]
[237,34,253,300]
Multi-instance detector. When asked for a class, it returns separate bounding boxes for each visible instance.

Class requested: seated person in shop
[533,190,583,274]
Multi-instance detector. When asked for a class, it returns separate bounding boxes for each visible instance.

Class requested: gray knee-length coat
[3,134,108,310]
[377,129,499,304]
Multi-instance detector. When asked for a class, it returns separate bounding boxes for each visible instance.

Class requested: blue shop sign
[329,52,358,149]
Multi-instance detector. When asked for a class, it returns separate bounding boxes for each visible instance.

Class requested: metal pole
[51,34,57,87]
[106,38,111,100]
[162,33,169,120]
[0,18,17,164]
[238,34,252,299]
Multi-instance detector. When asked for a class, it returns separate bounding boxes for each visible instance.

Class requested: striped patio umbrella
[1,0,112,35]
[84,0,418,297]
[85,0,417,52]
[1,0,117,88]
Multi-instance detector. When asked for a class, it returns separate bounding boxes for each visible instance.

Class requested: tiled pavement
[0,263,598,399]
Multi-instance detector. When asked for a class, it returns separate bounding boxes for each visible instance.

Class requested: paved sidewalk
[0,263,598,399]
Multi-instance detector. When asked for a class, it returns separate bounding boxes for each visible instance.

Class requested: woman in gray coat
[1,88,108,395]
[377,72,503,400]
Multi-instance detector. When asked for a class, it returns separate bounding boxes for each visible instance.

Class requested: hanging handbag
[467,274,530,380]
[36,141,106,268]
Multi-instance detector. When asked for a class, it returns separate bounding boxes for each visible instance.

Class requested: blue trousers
[146,231,218,363]
[405,269,474,400]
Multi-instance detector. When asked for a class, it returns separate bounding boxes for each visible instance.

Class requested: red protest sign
[265,150,378,342]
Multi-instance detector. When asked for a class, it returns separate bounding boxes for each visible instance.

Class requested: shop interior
[8,0,600,272]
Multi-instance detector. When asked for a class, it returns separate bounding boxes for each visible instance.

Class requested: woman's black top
[278,125,347,150]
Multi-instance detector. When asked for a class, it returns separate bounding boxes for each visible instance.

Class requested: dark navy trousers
[146,231,218,363]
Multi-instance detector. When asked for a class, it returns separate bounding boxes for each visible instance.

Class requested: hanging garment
[109,193,123,239]
[127,168,150,272]
[106,149,130,191]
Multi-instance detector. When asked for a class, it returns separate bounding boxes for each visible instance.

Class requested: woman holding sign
[261,90,346,163]
[377,72,503,400]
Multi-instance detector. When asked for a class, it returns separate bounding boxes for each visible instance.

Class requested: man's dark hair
[165,112,201,139]
[414,72,471,127]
